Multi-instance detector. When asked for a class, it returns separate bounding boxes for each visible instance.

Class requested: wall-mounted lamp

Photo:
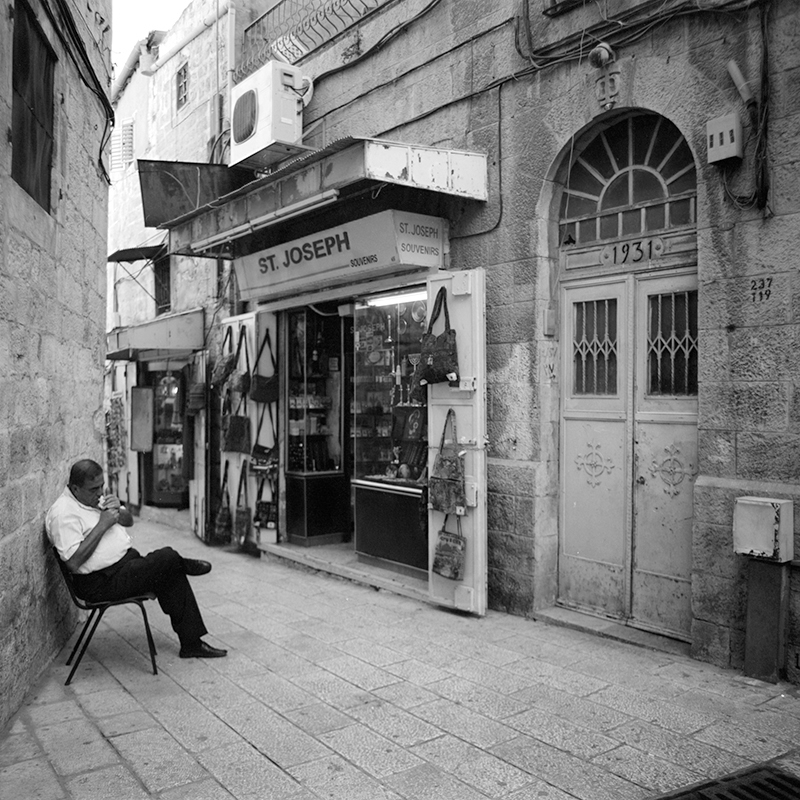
[588,42,615,69]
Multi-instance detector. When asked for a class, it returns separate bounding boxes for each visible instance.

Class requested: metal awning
[106,308,205,361]
[167,137,488,256]
[138,161,257,228]
[107,244,167,263]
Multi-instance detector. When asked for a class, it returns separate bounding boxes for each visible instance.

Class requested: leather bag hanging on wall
[412,286,459,391]
[212,461,232,544]
[428,408,467,515]
[211,326,236,387]
[432,514,466,581]
[251,402,279,472]
[234,460,252,549]
[222,391,251,454]
[249,327,279,404]
[254,474,278,531]
[229,328,251,395]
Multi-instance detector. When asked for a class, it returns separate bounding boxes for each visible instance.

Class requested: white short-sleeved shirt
[45,487,132,574]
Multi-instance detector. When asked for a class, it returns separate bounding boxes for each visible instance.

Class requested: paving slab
[2,518,800,800]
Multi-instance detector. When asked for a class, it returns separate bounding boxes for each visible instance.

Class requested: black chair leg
[66,609,98,666]
[66,607,107,686]
[136,601,158,675]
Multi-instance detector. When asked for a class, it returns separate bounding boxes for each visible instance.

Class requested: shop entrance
[249,270,487,615]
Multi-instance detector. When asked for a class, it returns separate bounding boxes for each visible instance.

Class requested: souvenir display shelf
[351,289,429,573]
[285,308,349,546]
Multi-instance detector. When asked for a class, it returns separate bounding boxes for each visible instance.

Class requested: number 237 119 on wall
[600,237,664,266]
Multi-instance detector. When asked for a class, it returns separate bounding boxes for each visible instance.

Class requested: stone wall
[0,0,112,728]
[291,0,800,675]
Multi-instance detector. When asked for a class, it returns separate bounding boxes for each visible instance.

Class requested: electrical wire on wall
[39,0,115,183]
[721,0,771,213]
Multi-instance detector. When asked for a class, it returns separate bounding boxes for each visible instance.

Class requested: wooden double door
[559,270,698,640]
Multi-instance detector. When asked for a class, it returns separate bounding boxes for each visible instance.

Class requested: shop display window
[352,288,428,486]
[287,308,343,473]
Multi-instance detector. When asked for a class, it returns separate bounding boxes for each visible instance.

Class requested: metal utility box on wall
[229,61,308,170]
[733,496,794,562]
[706,112,743,163]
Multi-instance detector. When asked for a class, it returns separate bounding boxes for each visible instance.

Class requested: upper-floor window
[154,257,172,315]
[176,63,189,110]
[110,119,135,171]
[12,0,56,211]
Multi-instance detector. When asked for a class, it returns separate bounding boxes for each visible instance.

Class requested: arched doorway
[557,113,698,641]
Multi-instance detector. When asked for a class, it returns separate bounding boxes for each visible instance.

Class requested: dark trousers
[72,547,207,646]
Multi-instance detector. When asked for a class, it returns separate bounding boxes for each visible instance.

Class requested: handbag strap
[441,513,463,536]
[438,408,457,450]
[254,401,276,446]
[240,329,250,375]
[426,286,450,334]
[220,460,230,503]
[253,326,277,375]
[234,390,248,416]
[236,460,249,505]
[221,325,233,354]
[256,475,266,503]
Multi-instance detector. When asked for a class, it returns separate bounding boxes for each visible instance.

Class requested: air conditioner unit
[229,61,311,170]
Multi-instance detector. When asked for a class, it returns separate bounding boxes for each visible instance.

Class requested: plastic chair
[52,548,158,685]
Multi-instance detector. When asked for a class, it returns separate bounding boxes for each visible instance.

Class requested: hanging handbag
[428,408,467,515]
[249,327,280,404]
[186,382,206,414]
[413,286,460,388]
[212,460,232,544]
[222,391,251,454]
[229,328,251,395]
[251,402,279,472]
[254,474,278,531]
[211,326,236,387]
[234,460,252,549]
[432,514,466,580]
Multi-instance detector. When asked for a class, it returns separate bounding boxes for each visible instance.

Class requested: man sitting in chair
[46,459,227,659]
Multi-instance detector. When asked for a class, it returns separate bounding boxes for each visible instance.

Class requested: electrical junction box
[733,496,794,562]
[706,112,743,163]
[229,61,310,170]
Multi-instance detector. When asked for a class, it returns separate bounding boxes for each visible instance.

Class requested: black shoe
[183,558,212,576]
[179,640,228,659]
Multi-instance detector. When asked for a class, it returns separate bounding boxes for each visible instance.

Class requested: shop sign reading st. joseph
[234,210,447,302]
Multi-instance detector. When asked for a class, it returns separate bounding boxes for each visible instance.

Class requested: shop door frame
[426,269,487,616]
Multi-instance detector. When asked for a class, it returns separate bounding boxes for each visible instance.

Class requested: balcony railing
[241,0,389,73]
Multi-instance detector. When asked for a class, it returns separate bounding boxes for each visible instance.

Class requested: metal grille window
[573,299,618,395]
[12,0,56,211]
[647,290,698,395]
[176,63,189,110]
[154,257,172,315]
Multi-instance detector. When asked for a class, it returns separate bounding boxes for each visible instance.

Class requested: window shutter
[110,120,134,171]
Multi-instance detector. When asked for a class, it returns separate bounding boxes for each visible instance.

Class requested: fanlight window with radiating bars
[559,114,696,249]
[647,290,698,395]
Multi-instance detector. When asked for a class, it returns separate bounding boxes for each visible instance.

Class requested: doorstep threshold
[533,606,692,657]
[259,542,429,604]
